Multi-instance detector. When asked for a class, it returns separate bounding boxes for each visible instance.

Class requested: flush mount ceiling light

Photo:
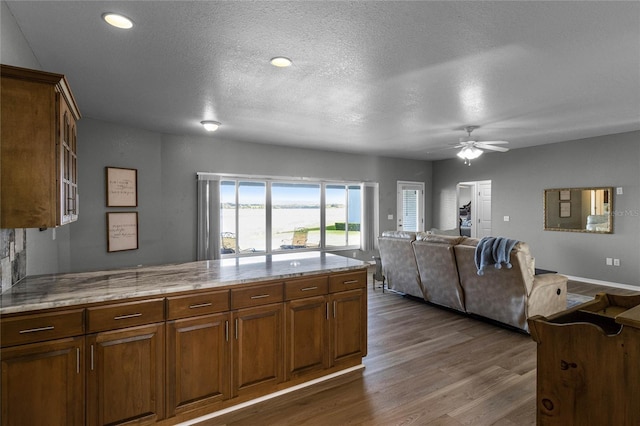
[201,120,221,132]
[102,13,134,29]
[270,56,292,68]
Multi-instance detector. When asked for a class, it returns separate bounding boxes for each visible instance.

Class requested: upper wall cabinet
[1,64,81,228]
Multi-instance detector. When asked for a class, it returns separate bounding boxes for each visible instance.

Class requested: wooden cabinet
[231,283,284,398]
[285,276,330,380]
[329,271,368,367]
[0,267,367,425]
[284,272,367,381]
[0,64,81,228]
[166,291,230,416]
[330,289,367,366]
[86,300,165,426]
[1,337,84,426]
[285,295,330,380]
[0,309,85,426]
[529,293,640,426]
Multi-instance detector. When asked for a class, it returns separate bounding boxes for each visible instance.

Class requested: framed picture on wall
[107,212,138,252]
[559,202,571,218]
[106,167,138,207]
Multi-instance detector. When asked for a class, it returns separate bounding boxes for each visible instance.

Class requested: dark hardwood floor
[194,272,638,426]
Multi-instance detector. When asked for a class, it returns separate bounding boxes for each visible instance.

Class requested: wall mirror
[544,187,613,233]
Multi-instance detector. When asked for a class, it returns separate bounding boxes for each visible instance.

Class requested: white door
[397,181,424,232]
[477,180,492,237]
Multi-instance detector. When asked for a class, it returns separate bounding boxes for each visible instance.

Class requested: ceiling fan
[455,126,509,165]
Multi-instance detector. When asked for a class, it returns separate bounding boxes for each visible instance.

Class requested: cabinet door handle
[189,302,212,309]
[235,318,239,340]
[76,347,80,374]
[343,280,359,285]
[225,320,229,342]
[333,301,337,318]
[326,302,329,320]
[90,344,94,371]
[19,325,54,334]
[301,286,318,292]
[113,313,142,320]
[250,294,270,299]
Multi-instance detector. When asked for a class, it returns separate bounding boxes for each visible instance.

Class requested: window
[325,184,361,248]
[397,181,424,232]
[220,181,266,253]
[272,182,320,251]
[197,174,372,259]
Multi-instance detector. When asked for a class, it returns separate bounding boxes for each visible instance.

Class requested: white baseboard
[564,275,640,292]
[177,364,365,425]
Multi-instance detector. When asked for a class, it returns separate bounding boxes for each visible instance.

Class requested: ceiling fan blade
[478,140,509,145]
[424,144,460,153]
[478,144,509,152]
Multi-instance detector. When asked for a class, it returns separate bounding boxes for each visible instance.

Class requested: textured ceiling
[5,1,640,160]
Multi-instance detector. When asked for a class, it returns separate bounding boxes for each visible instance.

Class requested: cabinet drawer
[1,309,84,347]
[329,270,367,293]
[87,299,165,333]
[231,283,283,309]
[285,276,328,300]
[167,290,229,320]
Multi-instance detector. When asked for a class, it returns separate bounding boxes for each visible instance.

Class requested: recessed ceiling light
[201,121,221,132]
[270,57,292,68]
[102,13,134,29]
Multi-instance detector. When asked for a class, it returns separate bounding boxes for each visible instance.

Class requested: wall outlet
[614,258,621,267]
[387,214,393,220]
[606,257,613,266]
[503,216,510,222]
[617,187,623,195]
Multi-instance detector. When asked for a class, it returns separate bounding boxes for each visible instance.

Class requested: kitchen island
[0,252,369,425]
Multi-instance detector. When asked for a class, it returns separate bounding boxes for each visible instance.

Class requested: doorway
[397,181,424,232]
[456,180,492,238]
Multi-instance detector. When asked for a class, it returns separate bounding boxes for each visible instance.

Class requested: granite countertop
[0,252,368,315]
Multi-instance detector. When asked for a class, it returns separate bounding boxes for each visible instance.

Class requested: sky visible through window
[221,181,345,205]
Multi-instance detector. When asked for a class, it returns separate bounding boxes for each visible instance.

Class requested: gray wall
[1,0,47,281]
[432,131,640,286]
[57,118,432,272]
[1,1,39,69]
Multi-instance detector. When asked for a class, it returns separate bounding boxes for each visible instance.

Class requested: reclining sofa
[378,231,568,332]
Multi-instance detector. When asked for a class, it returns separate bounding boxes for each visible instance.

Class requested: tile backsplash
[1,228,27,292]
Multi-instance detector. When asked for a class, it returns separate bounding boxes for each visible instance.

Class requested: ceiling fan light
[468,146,483,159]
[457,146,483,160]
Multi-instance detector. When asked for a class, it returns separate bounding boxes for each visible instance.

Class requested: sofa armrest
[528,273,568,319]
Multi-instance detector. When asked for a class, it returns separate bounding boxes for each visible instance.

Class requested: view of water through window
[220,180,361,254]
